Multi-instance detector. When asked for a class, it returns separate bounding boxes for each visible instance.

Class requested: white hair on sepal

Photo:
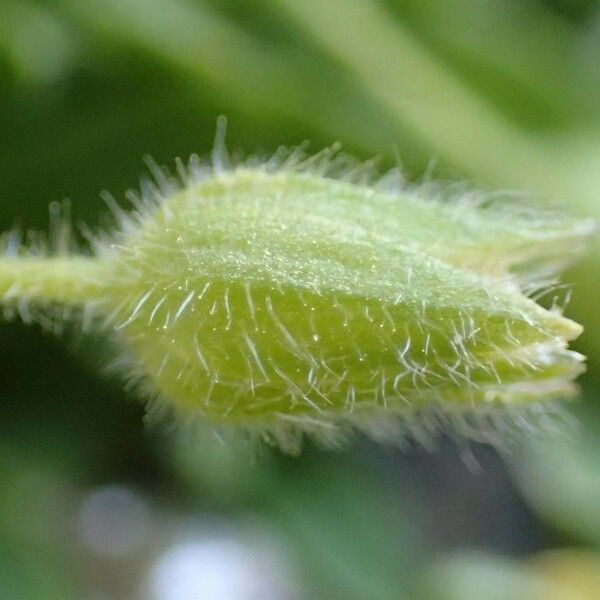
[373,167,406,194]
[132,388,580,458]
[211,115,231,174]
[80,131,594,279]
[0,123,591,455]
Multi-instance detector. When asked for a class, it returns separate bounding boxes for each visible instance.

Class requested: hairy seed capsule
[0,149,593,452]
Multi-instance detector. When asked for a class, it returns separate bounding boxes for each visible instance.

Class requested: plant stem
[0,257,112,305]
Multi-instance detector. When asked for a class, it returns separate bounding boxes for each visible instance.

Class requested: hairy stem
[0,257,112,305]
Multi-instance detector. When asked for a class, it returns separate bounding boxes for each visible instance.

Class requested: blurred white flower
[78,485,152,558]
[146,527,300,600]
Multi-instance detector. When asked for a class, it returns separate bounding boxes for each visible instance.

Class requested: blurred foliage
[424,549,600,600]
[2,0,600,597]
[514,389,600,547]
